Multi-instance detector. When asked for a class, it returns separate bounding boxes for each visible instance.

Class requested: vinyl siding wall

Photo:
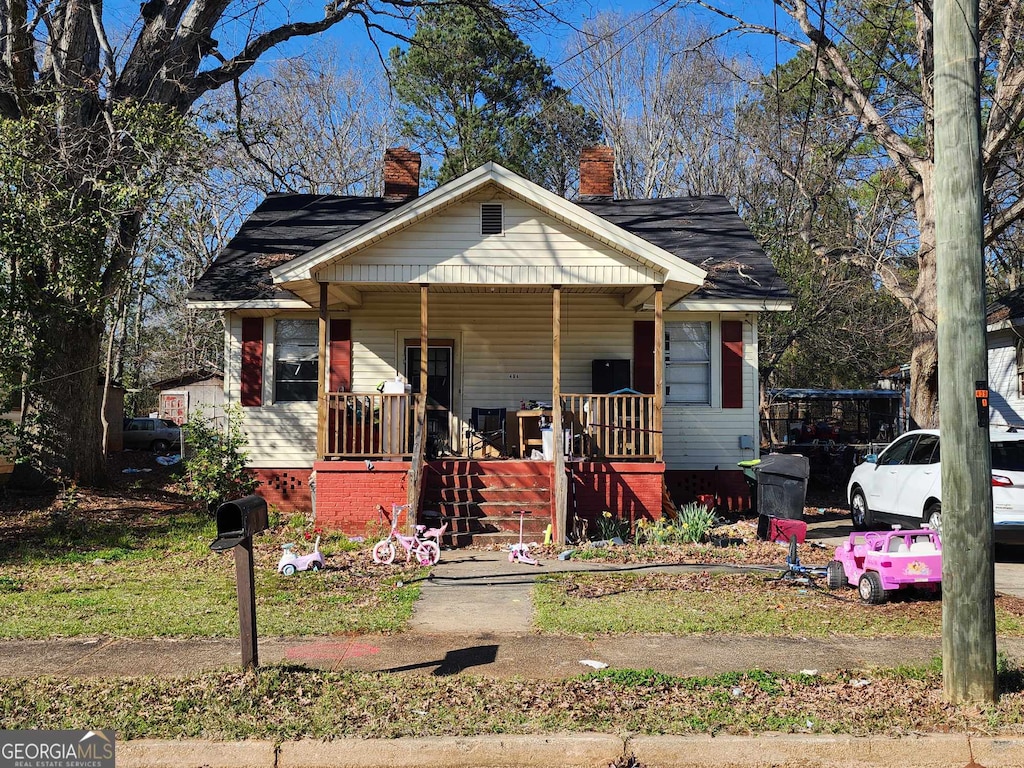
[320,192,662,287]
[226,296,760,471]
[988,329,1024,428]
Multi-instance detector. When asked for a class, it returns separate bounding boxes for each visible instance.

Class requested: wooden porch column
[552,286,567,544]
[406,284,430,530]
[316,281,329,459]
[654,285,664,462]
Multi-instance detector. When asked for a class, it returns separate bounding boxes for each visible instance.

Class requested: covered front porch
[305,283,671,545]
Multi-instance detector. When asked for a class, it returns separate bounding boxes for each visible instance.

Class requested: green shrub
[182,404,260,512]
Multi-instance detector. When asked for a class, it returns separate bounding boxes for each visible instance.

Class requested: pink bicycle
[371,503,445,566]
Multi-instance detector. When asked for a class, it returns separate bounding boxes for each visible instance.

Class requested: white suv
[847,428,1024,544]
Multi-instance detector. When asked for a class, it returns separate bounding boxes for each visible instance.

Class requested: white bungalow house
[187,147,793,543]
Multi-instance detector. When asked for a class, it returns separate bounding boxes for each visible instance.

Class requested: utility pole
[934,0,998,702]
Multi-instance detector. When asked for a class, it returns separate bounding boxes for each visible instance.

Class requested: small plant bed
[534,571,1024,637]
[0,467,421,639]
[3,663,1024,738]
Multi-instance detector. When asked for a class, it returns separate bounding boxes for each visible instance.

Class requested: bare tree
[564,11,754,199]
[113,48,398,414]
[0,0,536,482]
[696,0,1024,428]
[209,46,397,201]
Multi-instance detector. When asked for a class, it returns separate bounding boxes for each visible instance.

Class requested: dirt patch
[0,454,196,556]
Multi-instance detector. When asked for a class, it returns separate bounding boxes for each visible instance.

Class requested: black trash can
[754,453,809,521]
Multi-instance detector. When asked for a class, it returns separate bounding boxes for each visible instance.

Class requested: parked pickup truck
[123,417,181,453]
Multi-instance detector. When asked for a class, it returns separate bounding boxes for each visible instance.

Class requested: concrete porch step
[431,486,551,503]
[445,529,549,548]
[437,513,550,538]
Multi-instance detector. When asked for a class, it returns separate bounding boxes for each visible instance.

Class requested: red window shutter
[721,320,743,409]
[633,320,655,394]
[329,319,352,392]
[240,318,264,406]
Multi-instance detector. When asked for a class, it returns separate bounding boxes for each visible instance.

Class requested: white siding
[989,330,1024,428]
[226,313,319,468]
[661,312,759,471]
[227,299,761,471]
[321,193,661,286]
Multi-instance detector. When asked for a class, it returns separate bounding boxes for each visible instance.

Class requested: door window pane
[908,435,939,465]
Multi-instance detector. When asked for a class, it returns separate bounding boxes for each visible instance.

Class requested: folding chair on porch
[465,407,507,458]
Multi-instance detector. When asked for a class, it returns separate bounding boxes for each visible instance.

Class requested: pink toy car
[827,529,942,603]
[277,537,324,575]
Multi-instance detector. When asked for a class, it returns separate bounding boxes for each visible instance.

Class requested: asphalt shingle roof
[188,191,790,305]
[577,196,791,303]
[987,285,1024,326]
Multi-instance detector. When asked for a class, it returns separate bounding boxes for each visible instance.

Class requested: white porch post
[406,284,430,530]
[552,285,567,544]
[317,281,328,459]
[654,285,664,462]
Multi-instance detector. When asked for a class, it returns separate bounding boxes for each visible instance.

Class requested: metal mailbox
[210,495,268,551]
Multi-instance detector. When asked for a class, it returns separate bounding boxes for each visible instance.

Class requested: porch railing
[562,393,657,460]
[322,391,656,460]
[324,392,413,458]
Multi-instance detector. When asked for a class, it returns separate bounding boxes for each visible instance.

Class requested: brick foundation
[568,461,666,532]
[257,465,753,531]
[664,469,751,512]
[253,469,313,512]
[312,460,411,535]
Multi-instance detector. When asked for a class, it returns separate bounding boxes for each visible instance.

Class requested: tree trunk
[910,187,940,430]
[909,300,940,429]
[21,313,106,485]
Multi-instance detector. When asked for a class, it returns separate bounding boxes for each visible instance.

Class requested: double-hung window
[665,322,711,404]
[275,319,318,402]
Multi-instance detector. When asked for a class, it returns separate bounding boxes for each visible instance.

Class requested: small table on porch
[517,409,551,459]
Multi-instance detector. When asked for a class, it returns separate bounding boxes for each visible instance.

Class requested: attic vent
[480,203,504,235]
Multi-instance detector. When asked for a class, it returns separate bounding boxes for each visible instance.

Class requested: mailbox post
[210,496,268,670]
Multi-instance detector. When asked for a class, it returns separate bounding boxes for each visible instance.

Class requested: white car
[846,428,1024,544]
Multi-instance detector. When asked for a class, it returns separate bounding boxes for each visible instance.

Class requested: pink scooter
[508,510,540,566]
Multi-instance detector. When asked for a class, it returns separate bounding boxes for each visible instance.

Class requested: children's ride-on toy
[827,528,942,604]
[278,537,324,575]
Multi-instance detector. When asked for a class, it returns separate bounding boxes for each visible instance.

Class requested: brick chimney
[383,147,421,200]
[579,145,615,200]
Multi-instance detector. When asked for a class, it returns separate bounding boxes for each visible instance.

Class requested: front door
[405,344,453,457]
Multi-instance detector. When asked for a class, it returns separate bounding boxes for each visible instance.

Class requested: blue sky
[175,0,799,85]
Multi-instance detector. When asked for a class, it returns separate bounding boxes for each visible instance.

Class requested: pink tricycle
[827,528,942,604]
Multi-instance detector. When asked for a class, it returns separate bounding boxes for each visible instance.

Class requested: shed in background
[152,370,225,427]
